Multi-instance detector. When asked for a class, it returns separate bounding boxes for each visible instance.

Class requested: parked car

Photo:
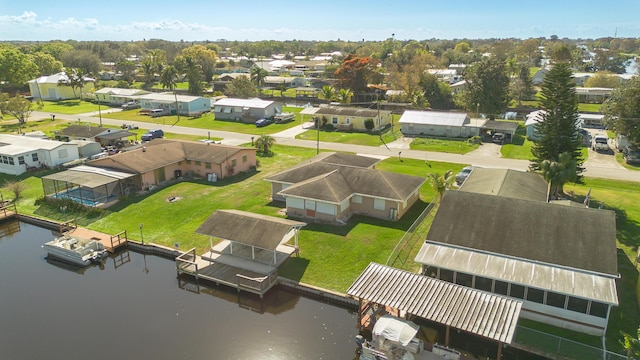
[591,134,609,152]
[492,132,505,144]
[121,101,140,110]
[455,166,473,186]
[255,118,273,127]
[623,146,640,164]
[141,129,164,141]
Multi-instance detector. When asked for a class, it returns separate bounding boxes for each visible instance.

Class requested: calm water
[0,221,358,360]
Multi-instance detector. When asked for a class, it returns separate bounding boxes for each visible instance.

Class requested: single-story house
[414,190,618,336]
[28,72,96,101]
[458,168,549,202]
[89,139,256,190]
[213,98,281,122]
[94,87,150,105]
[299,106,392,132]
[427,69,458,83]
[212,73,250,92]
[398,110,484,138]
[265,152,424,223]
[0,134,79,175]
[138,92,211,116]
[525,110,586,140]
[56,125,135,146]
[450,80,467,95]
[576,87,613,103]
[482,120,519,143]
[263,76,307,89]
[41,165,136,208]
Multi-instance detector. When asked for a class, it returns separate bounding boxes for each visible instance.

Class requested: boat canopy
[372,315,419,346]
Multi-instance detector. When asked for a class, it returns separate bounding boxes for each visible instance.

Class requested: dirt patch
[166,196,183,203]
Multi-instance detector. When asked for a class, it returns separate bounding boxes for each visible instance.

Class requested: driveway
[466,142,502,157]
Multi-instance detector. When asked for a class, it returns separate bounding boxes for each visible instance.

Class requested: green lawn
[409,137,479,154]
[40,100,101,114]
[295,128,402,147]
[98,106,304,135]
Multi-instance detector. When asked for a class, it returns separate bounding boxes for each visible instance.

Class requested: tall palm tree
[255,134,276,156]
[428,170,454,201]
[183,55,204,95]
[320,86,336,103]
[540,151,577,200]
[141,60,156,89]
[160,65,180,122]
[337,88,353,104]
[250,66,268,94]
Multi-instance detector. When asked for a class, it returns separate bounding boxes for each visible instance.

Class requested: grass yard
[99,106,304,135]
[40,100,101,114]
[409,137,480,154]
[295,128,402,147]
[501,124,589,162]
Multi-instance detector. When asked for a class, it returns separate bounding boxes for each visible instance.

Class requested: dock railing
[176,248,199,279]
[109,230,128,252]
[236,270,278,294]
[0,202,17,218]
[59,218,77,234]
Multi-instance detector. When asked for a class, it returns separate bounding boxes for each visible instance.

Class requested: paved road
[30,111,640,182]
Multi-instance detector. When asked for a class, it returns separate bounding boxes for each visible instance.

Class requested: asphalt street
[30,110,640,183]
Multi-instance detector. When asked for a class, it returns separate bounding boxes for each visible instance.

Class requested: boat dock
[59,219,128,253]
[0,202,18,222]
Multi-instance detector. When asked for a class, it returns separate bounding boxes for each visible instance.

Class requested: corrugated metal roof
[0,134,69,154]
[347,263,522,344]
[398,110,469,126]
[415,242,618,305]
[213,97,276,109]
[43,165,134,188]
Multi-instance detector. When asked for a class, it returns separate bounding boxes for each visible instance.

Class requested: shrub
[4,180,27,201]
[325,123,335,131]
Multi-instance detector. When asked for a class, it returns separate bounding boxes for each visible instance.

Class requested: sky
[2,0,640,42]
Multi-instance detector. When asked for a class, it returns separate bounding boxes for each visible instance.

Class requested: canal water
[0,221,359,360]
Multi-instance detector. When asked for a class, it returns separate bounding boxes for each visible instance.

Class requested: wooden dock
[61,220,128,253]
[0,203,18,222]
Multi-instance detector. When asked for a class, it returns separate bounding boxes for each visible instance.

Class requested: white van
[150,109,165,118]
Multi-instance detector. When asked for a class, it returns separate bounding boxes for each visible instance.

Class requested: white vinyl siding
[287,197,304,209]
[316,202,335,215]
[374,198,386,210]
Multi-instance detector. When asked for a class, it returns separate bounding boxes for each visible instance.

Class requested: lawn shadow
[606,249,640,352]
[278,256,310,282]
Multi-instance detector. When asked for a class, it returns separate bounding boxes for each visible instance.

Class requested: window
[494,281,508,296]
[332,117,338,124]
[242,155,247,163]
[546,292,567,309]
[455,272,472,287]
[567,297,589,313]
[439,269,454,283]
[18,156,24,165]
[526,287,545,304]
[8,157,13,165]
[474,276,493,292]
[32,153,39,162]
[231,159,237,167]
[352,195,362,204]
[589,302,608,318]
[510,284,525,299]
[195,161,201,166]
[373,198,385,210]
[205,162,211,169]
[58,149,68,158]
[346,118,350,125]
[186,160,191,165]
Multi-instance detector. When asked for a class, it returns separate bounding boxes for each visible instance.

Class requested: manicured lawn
[501,124,589,162]
[40,100,101,114]
[295,128,402,147]
[409,137,479,154]
[97,106,304,135]
[615,152,640,171]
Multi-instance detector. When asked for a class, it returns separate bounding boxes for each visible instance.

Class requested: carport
[482,120,519,143]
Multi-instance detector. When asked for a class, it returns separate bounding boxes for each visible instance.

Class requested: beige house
[265,152,425,223]
[300,106,392,132]
[90,139,256,190]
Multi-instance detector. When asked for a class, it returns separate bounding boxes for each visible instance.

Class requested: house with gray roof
[213,97,282,123]
[398,110,484,138]
[414,190,618,336]
[57,125,135,146]
[265,152,424,223]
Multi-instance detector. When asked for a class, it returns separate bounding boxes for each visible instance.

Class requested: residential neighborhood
[1,5,640,359]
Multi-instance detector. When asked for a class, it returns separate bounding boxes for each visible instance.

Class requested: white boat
[43,234,108,267]
[356,315,460,360]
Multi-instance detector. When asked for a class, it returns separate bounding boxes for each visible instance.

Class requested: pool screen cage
[42,168,135,207]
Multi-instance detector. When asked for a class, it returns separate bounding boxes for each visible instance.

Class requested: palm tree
[255,134,276,156]
[337,88,353,104]
[320,85,336,103]
[250,66,268,94]
[540,151,577,200]
[141,60,156,89]
[428,170,455,201]
[160,65,180,122]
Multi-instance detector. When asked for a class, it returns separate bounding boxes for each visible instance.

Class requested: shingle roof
[195,210,306,250]
[60,125,109,138]
[264,152,380,184]
[426,191,618,276]
[398,110,469,126]
[458,168,548,202]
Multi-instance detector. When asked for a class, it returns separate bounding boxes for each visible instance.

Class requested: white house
[525,110,588,140]
[138,92,211,116]
[0,134,79,175]
[398,110,483,138]
[213,98,281,123]
[94,88,150,106]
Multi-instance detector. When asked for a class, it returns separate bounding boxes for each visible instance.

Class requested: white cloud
[0,11,38,24]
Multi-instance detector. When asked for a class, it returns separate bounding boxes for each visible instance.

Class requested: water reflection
[0,221,358,360]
